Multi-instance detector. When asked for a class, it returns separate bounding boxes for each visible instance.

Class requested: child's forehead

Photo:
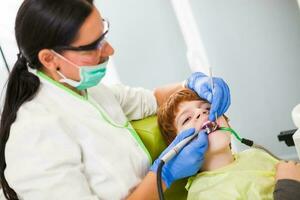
[178,99,209,109]
[176,100,210,115]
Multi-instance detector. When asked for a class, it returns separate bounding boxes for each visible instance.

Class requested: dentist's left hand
[150,128,208,188]
[186,72,231,121]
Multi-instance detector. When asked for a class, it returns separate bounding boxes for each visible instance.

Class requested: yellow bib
[186,148,279,200]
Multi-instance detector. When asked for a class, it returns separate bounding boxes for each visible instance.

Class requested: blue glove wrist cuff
[160,166,174,188]
[150,160,174,188]
[186,72,207,90]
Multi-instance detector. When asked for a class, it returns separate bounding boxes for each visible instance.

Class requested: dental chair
[131,116,188,200]
[292,104,300,160]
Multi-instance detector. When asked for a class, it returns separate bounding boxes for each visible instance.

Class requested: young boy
[157,89,278,200]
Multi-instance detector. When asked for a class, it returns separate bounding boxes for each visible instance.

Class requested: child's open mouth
[201,121,219,135]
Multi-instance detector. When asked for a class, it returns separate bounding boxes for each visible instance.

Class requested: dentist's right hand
[150,128,208,188]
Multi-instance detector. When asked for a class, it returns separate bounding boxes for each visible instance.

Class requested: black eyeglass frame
[52,19,109,52]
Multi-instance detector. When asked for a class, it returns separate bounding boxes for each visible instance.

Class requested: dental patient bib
[186,148,278,200]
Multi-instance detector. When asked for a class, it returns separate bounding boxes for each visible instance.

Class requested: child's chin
[206,145,229,155]
[208,131,230,145]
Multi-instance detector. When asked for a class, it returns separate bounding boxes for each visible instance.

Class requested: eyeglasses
[53,19,109,52]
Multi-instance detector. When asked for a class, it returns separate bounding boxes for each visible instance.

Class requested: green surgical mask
[52,50,108,90]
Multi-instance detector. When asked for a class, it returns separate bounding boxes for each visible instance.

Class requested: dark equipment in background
[278,129,297,146]
[0,46,10,73]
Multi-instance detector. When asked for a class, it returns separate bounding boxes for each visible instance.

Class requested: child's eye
[204,105,210,112]
[182,117,191,125]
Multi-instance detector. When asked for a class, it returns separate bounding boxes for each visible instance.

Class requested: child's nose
[195,109,209,119]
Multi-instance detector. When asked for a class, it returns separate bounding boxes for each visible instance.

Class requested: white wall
[0,50,9,110]
[0,1,21,97]
[1,0,300,159]
[0,0,192,90]
[190,0,300,159]
[96,0,191,89]
[0,1,21,111]
[0,49,9,90]
[97,0,300,159]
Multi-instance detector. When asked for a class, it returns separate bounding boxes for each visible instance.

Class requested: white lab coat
[4,72,157,200]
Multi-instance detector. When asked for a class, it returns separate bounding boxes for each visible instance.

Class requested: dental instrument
[209,67,218,122]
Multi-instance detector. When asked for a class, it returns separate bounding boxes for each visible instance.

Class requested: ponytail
[0,0,95,198]
[0,53,40,200]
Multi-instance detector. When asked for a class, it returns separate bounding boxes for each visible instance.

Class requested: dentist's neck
[201,147,234,171]
[40,68,84,96]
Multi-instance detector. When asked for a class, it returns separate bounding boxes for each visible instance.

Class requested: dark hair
[0,0,94,199]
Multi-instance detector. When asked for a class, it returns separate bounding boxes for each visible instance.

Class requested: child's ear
[217,116,230,127]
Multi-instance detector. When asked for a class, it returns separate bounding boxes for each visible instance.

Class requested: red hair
[157,89,207,145]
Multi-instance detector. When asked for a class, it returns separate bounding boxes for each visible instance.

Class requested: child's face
[174,100,231,155]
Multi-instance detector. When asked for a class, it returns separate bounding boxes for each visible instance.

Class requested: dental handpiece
[160,121,218,163]
[160,131,198,163]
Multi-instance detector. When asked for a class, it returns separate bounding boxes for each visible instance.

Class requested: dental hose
[157,161,165,200]
[219,127,281,160]
[156,130,200,200]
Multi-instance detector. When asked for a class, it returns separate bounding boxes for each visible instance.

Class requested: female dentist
[0,0,230,200]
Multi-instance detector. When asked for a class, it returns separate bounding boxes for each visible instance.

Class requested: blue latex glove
[150,128,208,188]
[186,72,231,121]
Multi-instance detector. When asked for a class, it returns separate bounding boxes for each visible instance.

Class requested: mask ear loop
[55,70,80,87]
[51,50,81,87]
[51,50,80,69]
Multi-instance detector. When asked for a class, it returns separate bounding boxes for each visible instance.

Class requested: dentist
[0,0,230,200]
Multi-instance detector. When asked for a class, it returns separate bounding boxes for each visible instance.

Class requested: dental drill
[156,121,219,200]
